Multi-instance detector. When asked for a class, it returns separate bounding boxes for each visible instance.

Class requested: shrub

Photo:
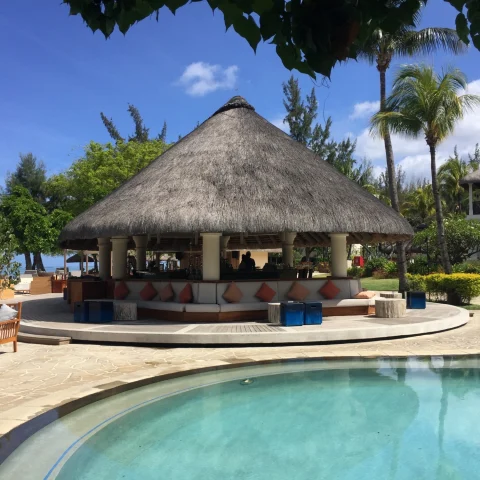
[364,257,390,277]
[406,274,426,292]
[347,266,364,278]
[452,261,480,274]
[408,255,428,275]
[426,273,480,305]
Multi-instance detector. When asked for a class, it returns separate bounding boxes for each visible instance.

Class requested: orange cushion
[255,282,276,302]
[354,291,376,299]
[222,282,243,303]
[319,280,340,300]
[114,281,129,300]
[179,283,193,303]
[159,283,174,302]
[140,282,157,301]
[287,282,310,301]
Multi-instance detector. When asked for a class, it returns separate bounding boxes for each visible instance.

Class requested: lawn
[361,277,399,291]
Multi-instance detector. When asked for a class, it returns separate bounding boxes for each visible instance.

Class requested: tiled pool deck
[0,294,479,451]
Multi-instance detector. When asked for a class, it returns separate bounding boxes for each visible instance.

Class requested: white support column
[133,235,148,271]
[201,233,221,281]
[98,237,111,280]
[282,232,297,268]
[111,237,129,280]
[330,233,348,277]
[220,235,230,259]
[469,183,473,217]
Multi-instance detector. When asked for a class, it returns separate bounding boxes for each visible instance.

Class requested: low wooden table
[375,298,406,318]
[268,303,281,324]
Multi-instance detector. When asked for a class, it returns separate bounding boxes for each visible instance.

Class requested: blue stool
[280,301,304,326]
[87,301,114,323]
[73,302,89,323]
[304,301,323,325]
[407,291,426,309]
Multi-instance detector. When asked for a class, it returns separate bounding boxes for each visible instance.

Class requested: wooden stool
[375,298,406,318]
[380,292,403,299]
[114,301,137,321]
[268,303,281,324]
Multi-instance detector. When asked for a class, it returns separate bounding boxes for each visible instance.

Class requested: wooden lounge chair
[0,303,22,353]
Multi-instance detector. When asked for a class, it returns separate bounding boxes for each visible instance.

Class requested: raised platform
[13,295,469,345]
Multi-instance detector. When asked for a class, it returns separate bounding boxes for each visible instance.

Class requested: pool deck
[0,294,477,463]
[8,294,470,345]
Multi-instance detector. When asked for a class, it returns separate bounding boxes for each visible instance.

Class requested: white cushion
[216,282,279,304]
[185,304,220,313]
[196,283,217,304]
[219,302,269,312]
[0,304,18,321]
[14,283,31,291]
[322,298,374,308]
[137,301,185,312]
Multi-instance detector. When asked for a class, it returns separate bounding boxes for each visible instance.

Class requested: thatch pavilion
[60,96,413,281]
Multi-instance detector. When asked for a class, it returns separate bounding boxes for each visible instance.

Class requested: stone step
[18,332,71,346]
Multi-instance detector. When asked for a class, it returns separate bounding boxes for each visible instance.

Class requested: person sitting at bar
[238,254,247,270]
[245,251,256,272]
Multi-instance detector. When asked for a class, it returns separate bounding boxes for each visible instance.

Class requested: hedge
[407,273,480,305]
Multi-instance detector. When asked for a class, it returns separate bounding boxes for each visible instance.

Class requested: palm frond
[397,28,467,57]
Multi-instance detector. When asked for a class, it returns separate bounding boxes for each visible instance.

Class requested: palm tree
[438,148,470,213]
[402,184,436,226]
[371,65,480,274]
[358,22,466,289]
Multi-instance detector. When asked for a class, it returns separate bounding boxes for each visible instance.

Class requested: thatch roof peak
[460,169,480,186]
[213,96,255,116]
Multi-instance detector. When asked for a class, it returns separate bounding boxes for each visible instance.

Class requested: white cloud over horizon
[349,101,380,120]
[354,79,480,181]
[177,62,238,97]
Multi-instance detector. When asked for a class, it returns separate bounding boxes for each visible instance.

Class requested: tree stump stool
[268,303,281,324]
[375,298,406,318]
[380,292,403,299]
[114,301,137,321]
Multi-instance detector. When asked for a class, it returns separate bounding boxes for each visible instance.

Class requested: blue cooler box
[304,301,323,325]
[87,301,114,323]
[280,301,304,326]
[407,291,426,309]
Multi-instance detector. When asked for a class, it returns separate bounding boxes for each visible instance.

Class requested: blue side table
[406,291,426,309]
[280,301,304,326]
[304,301,323,325]
[87,301,114,323]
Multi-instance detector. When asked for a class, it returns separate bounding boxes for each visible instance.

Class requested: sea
[14,255,82,273]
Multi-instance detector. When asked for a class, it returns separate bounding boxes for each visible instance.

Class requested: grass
[462,304,480,310]
[361,277,399,291]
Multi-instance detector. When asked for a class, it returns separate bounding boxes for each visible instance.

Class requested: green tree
[413,217,480,265]
[371,65,480,274]
[0,214,21,292]
[159,121,168,142]
[127,104,149,142]
[359,19,465,291]
[60,1,480,78]
[402,184,436,226]
[438,147,470,213]
[46,139,169,216]
[100,112,124,142]
[282,76,373,188]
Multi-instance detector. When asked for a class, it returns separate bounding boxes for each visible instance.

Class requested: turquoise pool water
[2,358,480,479]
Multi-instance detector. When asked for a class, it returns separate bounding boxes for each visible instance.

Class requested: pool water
[2,358,480,479]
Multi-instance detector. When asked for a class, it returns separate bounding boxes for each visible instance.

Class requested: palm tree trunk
[430,144,452,274]
[33,252,46,272]
[24,252,33,271]
[380,67,408,292]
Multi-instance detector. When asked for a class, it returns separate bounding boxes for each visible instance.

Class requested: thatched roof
[460,169,480,186]
[60,96,413,250]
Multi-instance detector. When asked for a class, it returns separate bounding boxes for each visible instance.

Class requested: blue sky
[1,0,480,186]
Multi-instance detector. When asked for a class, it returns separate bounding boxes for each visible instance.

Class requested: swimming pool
[1,357,480,479]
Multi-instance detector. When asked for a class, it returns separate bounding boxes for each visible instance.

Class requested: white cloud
[270,115,289,133]
[354,79,480,181]
[177,62,238,97]
[349,101,380,120]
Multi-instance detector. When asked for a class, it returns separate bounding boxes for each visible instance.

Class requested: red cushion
[140,282,157,301]
[354,291,376,299]
[222,282,243,303]
[114,281,129,300]
[319,280,341,300]
[255,282,276,302]
[287,282,310,301]
[179,283,193,303]
[159,283,174,302]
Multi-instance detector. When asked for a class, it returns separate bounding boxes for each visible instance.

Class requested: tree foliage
[62,0,440,78]
[45,139,169,216]
[0,214,21,291]
[413,217,480,265]
[5,153,47,202]
[282,75,374,188]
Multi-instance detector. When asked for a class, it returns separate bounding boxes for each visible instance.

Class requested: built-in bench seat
[115,278,375,322]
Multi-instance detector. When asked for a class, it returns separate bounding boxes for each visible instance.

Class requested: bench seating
[115,279,375,322]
